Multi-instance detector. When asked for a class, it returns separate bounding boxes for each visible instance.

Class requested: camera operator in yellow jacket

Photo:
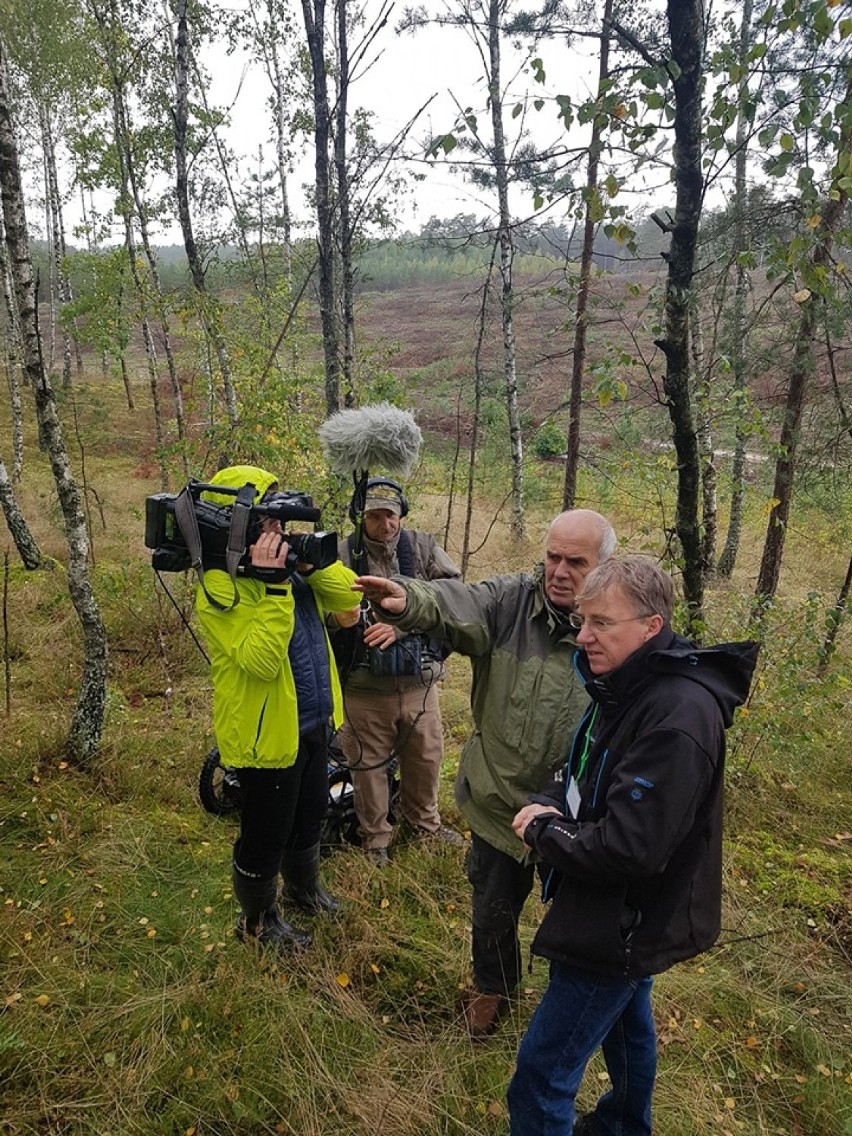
[196,465,361,955]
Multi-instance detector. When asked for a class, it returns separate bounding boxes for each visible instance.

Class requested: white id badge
[566,776,582,820]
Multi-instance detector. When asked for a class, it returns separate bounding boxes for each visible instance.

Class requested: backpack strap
[395,528,416,578]
[175,484,256,612]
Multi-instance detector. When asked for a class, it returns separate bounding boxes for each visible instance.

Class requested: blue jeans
[508,962,656,1136]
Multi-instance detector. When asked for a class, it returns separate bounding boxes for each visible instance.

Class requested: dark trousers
[468,831,535,996]
[233,725,329,881]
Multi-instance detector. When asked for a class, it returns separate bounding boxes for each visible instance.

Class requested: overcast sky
[201,3,606,240]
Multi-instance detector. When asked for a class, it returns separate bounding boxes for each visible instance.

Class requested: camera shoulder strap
[175,487,240,612]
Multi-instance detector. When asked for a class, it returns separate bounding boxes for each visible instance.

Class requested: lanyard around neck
[575,703,600,784]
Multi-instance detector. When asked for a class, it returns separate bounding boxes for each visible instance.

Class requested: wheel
[322,764,360,851]
[198,747,243,816]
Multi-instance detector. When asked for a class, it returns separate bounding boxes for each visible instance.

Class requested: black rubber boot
[232,866,312,951]
[280,844,341,915]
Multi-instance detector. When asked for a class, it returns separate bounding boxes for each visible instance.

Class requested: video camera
[144,478,338,582]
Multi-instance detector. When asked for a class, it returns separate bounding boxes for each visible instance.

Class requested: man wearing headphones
[335,478,463,866]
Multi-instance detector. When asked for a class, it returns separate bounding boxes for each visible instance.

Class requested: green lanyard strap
[574,703,600,784]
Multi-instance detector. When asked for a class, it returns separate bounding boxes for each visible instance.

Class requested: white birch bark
[0,36,107,761]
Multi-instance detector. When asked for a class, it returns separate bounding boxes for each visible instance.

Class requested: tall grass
[1,373,850,1136]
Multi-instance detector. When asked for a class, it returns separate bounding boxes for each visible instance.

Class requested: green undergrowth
[2,384,851,1135]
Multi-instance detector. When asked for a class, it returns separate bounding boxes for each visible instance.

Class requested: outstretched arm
[352,575,409,615]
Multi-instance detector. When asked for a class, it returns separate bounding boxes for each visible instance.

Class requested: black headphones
[348,476,409,523]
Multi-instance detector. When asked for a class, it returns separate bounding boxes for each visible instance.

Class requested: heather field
[1,268,851,1136]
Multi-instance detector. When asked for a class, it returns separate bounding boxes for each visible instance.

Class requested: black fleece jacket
[523,627,759,978]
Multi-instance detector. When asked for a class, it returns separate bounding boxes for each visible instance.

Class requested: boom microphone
[317,402,422,479]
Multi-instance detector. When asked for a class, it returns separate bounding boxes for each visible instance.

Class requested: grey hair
[577,555,674,623]
[547,509,617,562]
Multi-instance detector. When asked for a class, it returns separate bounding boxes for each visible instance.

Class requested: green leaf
[440,134,457,154]
[512,103,523,119]
[779,133,794,151]
[645,92,665,110]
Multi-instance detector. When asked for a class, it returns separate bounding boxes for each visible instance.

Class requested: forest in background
[1,1,851,1132]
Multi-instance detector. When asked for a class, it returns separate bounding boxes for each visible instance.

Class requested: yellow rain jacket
[196,466,358,768]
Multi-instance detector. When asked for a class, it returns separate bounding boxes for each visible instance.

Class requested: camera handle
[175,484,256,612]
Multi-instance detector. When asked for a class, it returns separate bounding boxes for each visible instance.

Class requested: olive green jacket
[384,566,589,859]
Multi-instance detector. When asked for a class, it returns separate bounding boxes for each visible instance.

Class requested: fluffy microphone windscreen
[318,402,423,478]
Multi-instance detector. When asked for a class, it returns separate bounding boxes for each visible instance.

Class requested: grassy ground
[1,366,851,1135]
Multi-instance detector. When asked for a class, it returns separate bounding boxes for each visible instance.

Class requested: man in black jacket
[508,556,759,1136]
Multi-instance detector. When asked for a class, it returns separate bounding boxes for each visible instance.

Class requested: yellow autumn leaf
[379,897,390,909]
[336,973,351,988]
[488,1101,505,1118]
[5,993,23,1007]
[816,1064,831,1077]
[35,994,50,1006]
[794,1074,808,1084]
[806,214,821,228]
[370,963,381,974]
[745,1036,759,1048]
[147,928,157,938]
[724,1097,735,1110]
[792,288,811,303]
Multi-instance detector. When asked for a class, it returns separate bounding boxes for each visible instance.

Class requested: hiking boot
[461,988,506,1039]
[404,822,464,846]
[429,824,465,846]
[235,906,312,951]
[232,864,312,952]
[364,847,391,868]
[280,844,340,915]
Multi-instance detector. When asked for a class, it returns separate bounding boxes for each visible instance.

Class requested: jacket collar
[579,626,677,710]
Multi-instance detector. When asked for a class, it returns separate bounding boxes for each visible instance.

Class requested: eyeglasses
[568,612,655,633]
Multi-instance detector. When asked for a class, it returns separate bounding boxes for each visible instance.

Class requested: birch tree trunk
[301,0,340,415]
[691,289,717,574]
[755,72,851,601]
[265,0,293,289]
[717,0,754,578]
[0,207,24,481]
[41,106,77,387]
[0,36,107,761]
[335,0,355,406]
[88,0,189,466]
[0,454,42,569]
[488,0,524,539]
[172,0,239,428]
[655,0,705,628]
[563,0,612,511]
[115,88,187,460]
